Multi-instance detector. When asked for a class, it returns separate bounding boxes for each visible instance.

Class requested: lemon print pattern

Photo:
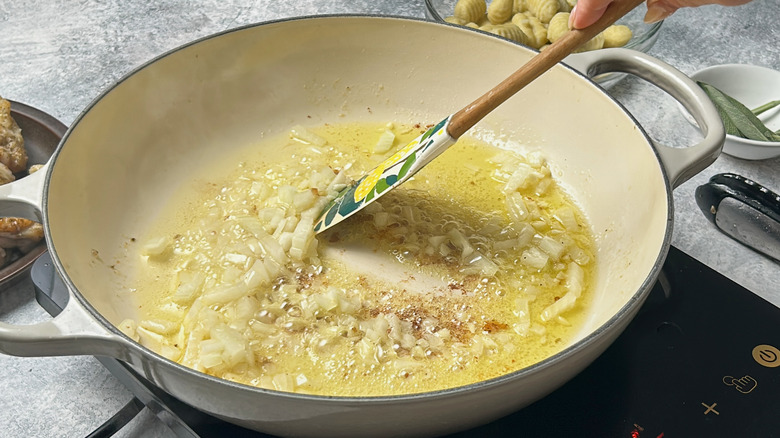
[314,116,452,233]
[354,137,421,201]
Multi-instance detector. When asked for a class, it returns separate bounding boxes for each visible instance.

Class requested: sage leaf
[698,81,780,142]
[752,100,780,116]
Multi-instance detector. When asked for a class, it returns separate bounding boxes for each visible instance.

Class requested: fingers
[645,0,752,23]
[569,0,613,29]
[569,0,673,27]
[573,0,754,28]
[645,0,678,23]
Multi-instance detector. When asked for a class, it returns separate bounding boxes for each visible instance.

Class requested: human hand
[569,0,753,29]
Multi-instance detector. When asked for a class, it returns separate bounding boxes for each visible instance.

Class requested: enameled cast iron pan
[0,16,723,437]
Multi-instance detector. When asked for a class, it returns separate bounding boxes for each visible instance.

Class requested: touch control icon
[723,375,757,394]
[752,344,780,368]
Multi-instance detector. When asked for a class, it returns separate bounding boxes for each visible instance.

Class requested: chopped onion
[512,297,531,336]
[260,235,288,265]
[515,223,535,247]
[211,325,247,367]
[277,185,297,206]
[568,245,591,265]
[290,125,327,146]
[224,253,248,265]
[520,246,548,269]
[293,189,317,211]
[277,231,293,252]
[142,236,171,257]
[536,235,566,261]
[503,163,542,193]
[198,340,224,369]
[250,181,270,198]
[173,271,205,305]
[540,262,585,322]
[243,259,271,289]
[393,358,424,372]
[326,167,349,194]
[447,228,474,259]
[506,192,529,223]
[131,121,597,396]
[374,211,390,228]
[374,129,396,154]
[117,319,139,342]
[290,216,315,261]
[461,251,499,276]
[239,214,273,238]
[554,206,580,231]
[202,283,250,306]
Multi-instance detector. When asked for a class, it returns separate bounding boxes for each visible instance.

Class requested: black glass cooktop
[32,246,780,438]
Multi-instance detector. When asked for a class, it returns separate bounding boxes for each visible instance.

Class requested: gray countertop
[0,1,778,437]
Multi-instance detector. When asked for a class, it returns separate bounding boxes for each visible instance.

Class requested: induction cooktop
[32,246,780,438]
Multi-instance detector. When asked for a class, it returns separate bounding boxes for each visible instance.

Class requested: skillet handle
[0,284,130,358]
[0,110,127,357]
[565,48,725,188]
[0,160,48,219]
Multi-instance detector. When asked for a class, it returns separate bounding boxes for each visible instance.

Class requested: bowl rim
[725,133,780,148]
[691,62,780,79]
[691,63,780,149]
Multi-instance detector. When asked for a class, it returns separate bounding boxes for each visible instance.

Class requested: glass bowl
[424,0,663,87]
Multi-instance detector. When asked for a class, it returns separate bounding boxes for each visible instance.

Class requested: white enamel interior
[45,17,669,365]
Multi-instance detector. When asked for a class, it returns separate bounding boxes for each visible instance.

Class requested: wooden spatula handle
[447,0,646,139]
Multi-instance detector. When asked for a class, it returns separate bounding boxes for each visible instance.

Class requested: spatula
[314,0,644,233]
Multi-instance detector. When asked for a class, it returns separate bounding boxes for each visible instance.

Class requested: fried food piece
[0,99,42,268]
[0,163,14,185]
[0,217,44,253]
[0,96,28,174]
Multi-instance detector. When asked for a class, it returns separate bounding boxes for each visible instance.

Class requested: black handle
[695,173,780,261]
[696,173,780,224]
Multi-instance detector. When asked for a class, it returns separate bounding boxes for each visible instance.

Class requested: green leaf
[698,81,780,142]
[712,99,743,137]
[752,100,780,116]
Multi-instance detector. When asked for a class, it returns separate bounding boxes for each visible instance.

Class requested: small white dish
[690,64,780,160]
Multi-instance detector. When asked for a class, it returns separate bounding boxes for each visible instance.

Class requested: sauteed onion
[122,122,596,396]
